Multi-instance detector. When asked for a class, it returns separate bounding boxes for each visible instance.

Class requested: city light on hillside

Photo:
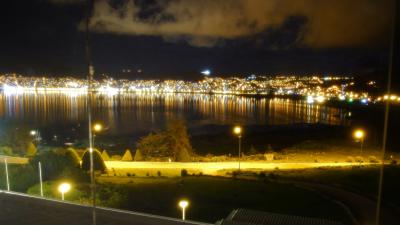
[306,96,314,104]
[2,75,397,105]
[315,96,325,103]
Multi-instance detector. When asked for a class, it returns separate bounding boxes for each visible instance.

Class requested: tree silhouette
[81,149,106,172]
[137,119,194,161]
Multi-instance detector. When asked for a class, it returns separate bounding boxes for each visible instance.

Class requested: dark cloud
[86,0,393,48]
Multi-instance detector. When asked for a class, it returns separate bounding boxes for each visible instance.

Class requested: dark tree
[136,119,194,161]
[0,124,34,156]
[81,149,107,172]
[30,148,81,181]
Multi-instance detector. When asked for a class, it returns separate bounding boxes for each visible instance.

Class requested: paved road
[0,191,212,225]
[292,182,400,225]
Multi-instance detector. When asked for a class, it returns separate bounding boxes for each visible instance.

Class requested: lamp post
[4,158,10,191]
[58,183,71,201]
[354,129,365,155]
[30,130,41,145]
[178,200,189,220]
[38,162,43,197]
[233,126,242,171]
[92,123,103,150]
[90,122,102,225]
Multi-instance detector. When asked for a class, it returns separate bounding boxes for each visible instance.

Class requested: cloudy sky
[0,0,395,79]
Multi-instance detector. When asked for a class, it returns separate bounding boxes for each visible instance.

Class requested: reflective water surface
[0,92,349,135]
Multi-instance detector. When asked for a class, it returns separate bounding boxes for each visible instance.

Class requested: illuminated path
[0,191,211,225]
[0,155,28,164]
[104,161,377,175]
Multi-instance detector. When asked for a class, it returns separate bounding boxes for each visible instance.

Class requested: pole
[4,158,10,191]
[376,1,397,224]
[238,136,242,171]
[39,162,43,197]
[85,0,96,225]
[182,207,186,220]
[360,138,364,155]
[61,192,64,201]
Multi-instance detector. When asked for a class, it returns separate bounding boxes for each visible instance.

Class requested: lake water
[0,92,350,137]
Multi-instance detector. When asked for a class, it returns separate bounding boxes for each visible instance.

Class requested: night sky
[0,0,396,79]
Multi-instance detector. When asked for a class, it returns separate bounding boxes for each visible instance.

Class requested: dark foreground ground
[0,191,210,225]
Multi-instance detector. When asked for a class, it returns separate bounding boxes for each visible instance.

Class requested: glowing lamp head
[93,123,103,132]
[179,200,189,209]
[30,130,37,136]
[354,129,365,139]
[58,183,71,194]
[233,126,242,135]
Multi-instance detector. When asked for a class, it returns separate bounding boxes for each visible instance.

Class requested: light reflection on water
[0,92,349,135]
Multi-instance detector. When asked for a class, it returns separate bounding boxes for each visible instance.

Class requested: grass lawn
[97,176,352,224]
[273,165,400,207]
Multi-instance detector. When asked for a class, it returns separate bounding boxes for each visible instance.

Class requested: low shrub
[368,156,379,163]
[355,156,364,163]
[181,169,188,177]
[345,156,354,163]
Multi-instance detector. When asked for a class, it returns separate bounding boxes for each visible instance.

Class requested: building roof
[216,209,344,225]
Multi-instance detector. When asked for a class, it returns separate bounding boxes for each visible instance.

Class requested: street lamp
[353,129,365,155]
[30,130,37,136]
[178,200,189,220]
[58,182,71,201]
[89,122,103,225]
[30,129,41,144]
[233,126,242,171]
[93,123,103,133]
[92,123,103,147]
[4,158,10,191]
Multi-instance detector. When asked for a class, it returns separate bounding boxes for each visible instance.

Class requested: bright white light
[58,183,71,194]
[98,85,119,96]
[179,200,189,208]
[66,82,79,88]
[3,84,23,95]
[201,70,211,76]
[361,99,368,104]
[338,95,346,101]
[306,96,314,104]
